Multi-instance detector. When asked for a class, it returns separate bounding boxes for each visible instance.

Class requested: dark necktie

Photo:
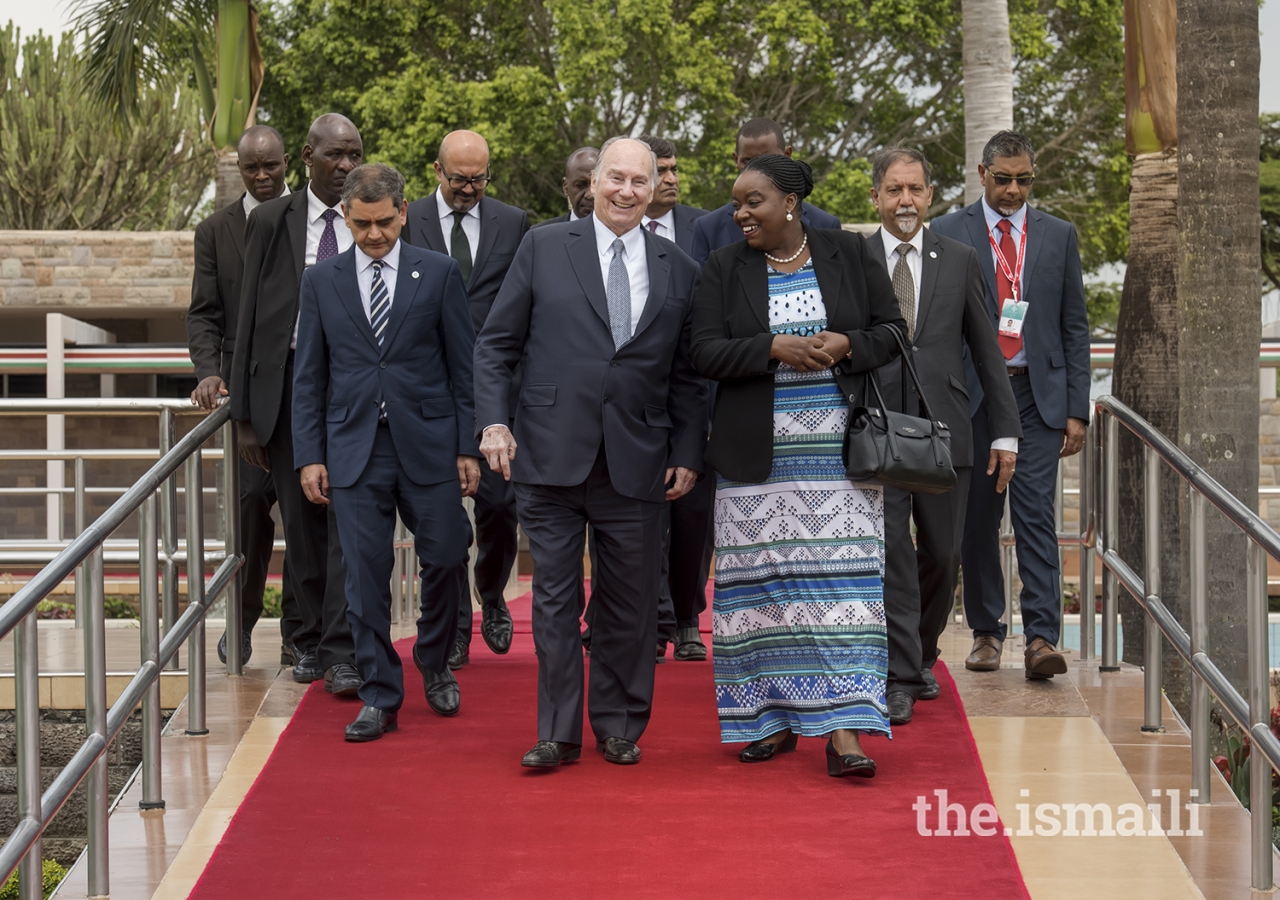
[451,211,473,283]
[316,208,339,262]
[892,243,916,341]
[995,218,1021,361]
[369,260,390,420]
[647,221,660,234]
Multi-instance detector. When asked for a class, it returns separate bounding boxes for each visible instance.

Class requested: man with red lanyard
[930,131,1090,680]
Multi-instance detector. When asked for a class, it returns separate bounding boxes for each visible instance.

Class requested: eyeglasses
[988,173,1035,187]
[443,170,492,190]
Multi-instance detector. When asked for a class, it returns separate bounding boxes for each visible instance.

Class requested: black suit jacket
[187,195,249,383]
[868,227,1023,468]
[473,217,708,502]
[690,227,905,484]
[230,188,310,445]
[667,203,711,256]
[404,192,531,335]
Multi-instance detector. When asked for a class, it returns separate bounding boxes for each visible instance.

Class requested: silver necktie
[606,238,631,349]
[893,243,916,341]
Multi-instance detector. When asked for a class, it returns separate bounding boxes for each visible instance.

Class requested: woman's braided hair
[741,153,815,201]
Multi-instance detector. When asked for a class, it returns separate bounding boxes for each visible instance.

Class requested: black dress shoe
[920,667,940,700]
[280,642,297,667]
[447,641,470,671]
[655,642,667,663]
[825,739,876,778]
[596,736,642,765]
[413,646,460,716]
[344,706,397,742]
[217,630,253,665]
[480,605,514,655]
[325,663,362,696]
[739,730,798,762]
[887,690,914,725]
[521,740,582,768]
[580,625,592,657]
[292,648,323,683]
[673,627,707,661]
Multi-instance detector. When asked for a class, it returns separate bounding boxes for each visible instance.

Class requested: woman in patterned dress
[689,154,905,778]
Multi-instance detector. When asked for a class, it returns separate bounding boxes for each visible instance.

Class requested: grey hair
[593,137,658,189]
[341,163,405,209]
[981,131,1037,168]
[871,147,933,191]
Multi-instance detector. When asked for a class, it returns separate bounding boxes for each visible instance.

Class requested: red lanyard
[986,218,1027,303]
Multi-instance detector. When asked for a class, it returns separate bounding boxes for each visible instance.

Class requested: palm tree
[70,0,263,210]
[960,0,1013,204]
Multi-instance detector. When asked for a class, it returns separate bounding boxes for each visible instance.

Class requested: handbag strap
[885,323,944,427]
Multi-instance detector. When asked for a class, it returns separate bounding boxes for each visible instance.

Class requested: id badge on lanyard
[988,221,1028,339]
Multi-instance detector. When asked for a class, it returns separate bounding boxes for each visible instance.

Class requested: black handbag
[841,325,957,494]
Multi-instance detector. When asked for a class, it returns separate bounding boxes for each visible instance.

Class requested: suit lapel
[965,202,998,318]
[226,198,247,265]
[914,228,942,336]
[331,250,381,355]
[1020,205,1044,303]
[416,197,449,256]
[734,245,770,332]
[631,231,671,340]
[379,248,423,356]
[286,190,309,283]
[470,197,499,287]
[566,220,612,333]
[809,228,845,327]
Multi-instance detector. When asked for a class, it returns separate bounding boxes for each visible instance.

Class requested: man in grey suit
[404,130,530,669]
[474,137,706,768]
[931,131,1091,680]
[867,148,1022,725]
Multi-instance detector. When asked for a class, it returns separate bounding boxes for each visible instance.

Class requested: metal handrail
[1094,395,1276,890]
[0,402,243,897]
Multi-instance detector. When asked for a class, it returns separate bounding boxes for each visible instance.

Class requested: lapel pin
[929,251,937,259]
[411,271,420,279]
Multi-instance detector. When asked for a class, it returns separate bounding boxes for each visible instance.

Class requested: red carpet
[190,587,1028,899]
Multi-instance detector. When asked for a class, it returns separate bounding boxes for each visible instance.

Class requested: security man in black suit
[535,146,599,227]
[867,148,1022,725]
[404,130,530,669]
[186,124,299,667]
[230,114,362,696]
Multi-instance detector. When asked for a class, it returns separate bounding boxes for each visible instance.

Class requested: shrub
[0,858,69,899]
[261,585,283,619]
[102,596,137,619]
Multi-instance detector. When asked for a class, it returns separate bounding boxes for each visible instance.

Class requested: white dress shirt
[355,240,400,322]
[242,183,289,219]
[878,224,1018,454]
[568,209,582,222]
[981,195,1028,368]
[294,184,354,349]
[641,208,676,244]
[436,189,481,264]
[592,213,649,337]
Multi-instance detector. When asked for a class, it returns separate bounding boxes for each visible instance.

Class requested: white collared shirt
[877,225,924,317]
[294,185,354,349]
[592,213,649,338]
[981,195,1029,368]
[354,240,400,323]
[568,209,582,222]
[436,189,481,264]
[641,208,676,243]
[242,183,290,220]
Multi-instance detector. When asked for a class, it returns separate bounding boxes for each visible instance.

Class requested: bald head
[563,146,599,219]
[302,113,363,206]
[237,125,288,203]
[435,130,492,213]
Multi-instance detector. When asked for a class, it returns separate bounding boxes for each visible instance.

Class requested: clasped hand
[771,331,851,371]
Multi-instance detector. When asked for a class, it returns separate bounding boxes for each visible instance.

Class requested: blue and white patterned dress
[712,260,891,742]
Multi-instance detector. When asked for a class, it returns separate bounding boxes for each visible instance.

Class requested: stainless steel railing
[1093,395,1277,890]
[0,399,244,898]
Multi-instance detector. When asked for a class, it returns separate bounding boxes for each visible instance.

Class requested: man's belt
[1007,365,1029,376]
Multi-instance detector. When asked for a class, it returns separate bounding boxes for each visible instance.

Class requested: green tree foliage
[0,25,214,230]
[258,0,1126,270]
[1262,113,1280,294]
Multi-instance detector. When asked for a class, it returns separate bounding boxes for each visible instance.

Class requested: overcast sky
[1,0,1279,113]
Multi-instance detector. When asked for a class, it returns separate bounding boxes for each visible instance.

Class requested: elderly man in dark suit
[931,131,1091,680]
[293,163,481,741]
[405,130,530,670]
[475,137,707,768]
[689,118,841,266]
[536,147,599,227]
[866,148,1022,725]
[187,124,299,667]
[231,114,363,696]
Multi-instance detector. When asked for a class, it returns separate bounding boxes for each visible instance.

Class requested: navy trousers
[331,425,469,713]
[962,373,1063,646]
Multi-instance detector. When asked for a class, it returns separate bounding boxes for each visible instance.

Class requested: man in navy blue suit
[292,163,483,741]
[689,117,841,266]
[930,131,1090,680]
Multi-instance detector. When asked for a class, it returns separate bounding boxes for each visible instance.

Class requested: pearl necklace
[764,233,808,265]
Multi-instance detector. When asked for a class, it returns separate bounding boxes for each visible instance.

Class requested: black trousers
[332,425,467,712]
[884,467,972,699]
[661,470,714,632]
[263,356,354,670]
[516,447,663,745]
[455,463,518,644]
[237,458,300,642]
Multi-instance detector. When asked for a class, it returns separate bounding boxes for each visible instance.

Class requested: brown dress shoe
[1024,638,1068,680]
[964,635,1003,671]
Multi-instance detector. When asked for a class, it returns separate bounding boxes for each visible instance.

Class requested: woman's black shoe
[739,730,799,762]
[825,739,876,778]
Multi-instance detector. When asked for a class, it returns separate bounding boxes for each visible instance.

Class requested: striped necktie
[369,260,390,419]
